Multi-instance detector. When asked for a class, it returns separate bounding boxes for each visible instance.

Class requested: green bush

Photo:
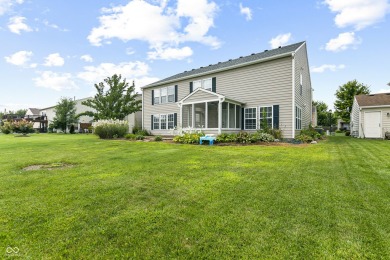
[296,134,313,143]
[154,136,163,141]
[136,135,145,140]
[132,126,141,134]
[253,132,275,142]
[173,131,204,144]
[135,129,150,136]
[125,133,136,140]
[0,121,12,134]
[258,129,282,139]
[70,124,75,134]
[93,119,129,139]
[335,130,343,133]
[345,131,351,136]
[9,120,34,135]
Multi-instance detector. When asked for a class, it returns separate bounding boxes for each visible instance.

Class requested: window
[154,89,160,105]
[168,86,175,102]
[300,73,303,96]
[153,115,160,130]
[296,106,302,130]
[160,87,167,104]
[193,80,202,90]
[160,114,167,129]
[168,114,174,129]
[203,78,212,91]
[244,108,257,130]
[259,106,273,129]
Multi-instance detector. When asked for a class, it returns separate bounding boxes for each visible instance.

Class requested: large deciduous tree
[79,74,141,120]
[334,80,370,122]
[313,101,337,126]
[52,97,77,133]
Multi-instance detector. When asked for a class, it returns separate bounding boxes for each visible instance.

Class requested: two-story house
[141,41,312,139]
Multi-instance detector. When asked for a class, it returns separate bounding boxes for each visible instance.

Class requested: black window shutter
[241,107,245,130]
[151,115,154,130]
[174,113,177,128]
[152,90,154,105]
[273,105,279,129]
[212,77,216,92]
[189,82,193,93]
[175,85,178,102]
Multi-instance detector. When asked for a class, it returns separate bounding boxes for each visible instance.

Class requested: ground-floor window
[259,106,273,129]
[152,113,176,130]
[295,106,302,130]
[244,107,257,130]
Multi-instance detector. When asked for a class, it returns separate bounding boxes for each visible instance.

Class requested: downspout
[141,91,144,130]
[218,97,225,134]
[291,53,296,138]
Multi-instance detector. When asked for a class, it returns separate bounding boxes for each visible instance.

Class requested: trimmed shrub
[173,131,204,144]
[10,120,34,135]
[253,132,275,142]
[136,135,145,140]
[93,119,129,139]
[135,129,150,136]
[345,131,351,136]
[154,136,163,141]
[0,121,12,134]
[125,133,136,140]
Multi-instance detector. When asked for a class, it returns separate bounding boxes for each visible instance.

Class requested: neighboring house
[41,96,142,132]
[141,41,312,138]
[312,105,318,127]
[350,93,390,138]
[25,108,48,131]
[337,118,350,131]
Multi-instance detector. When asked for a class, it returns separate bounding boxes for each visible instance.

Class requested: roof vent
[209,64,212,66]
[218,62,221,64]
[200,66,203,68]
[192,69,195,71]
[251,53,255,55]
[278,46,281,48]
[184,70,187,72]
[239,56,243,58]
[369,94,375,96]
[229,59,232,61]
[264,50,268,52]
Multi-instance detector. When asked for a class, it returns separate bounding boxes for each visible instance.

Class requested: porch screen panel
[182,104,193,128]
[229,103,235,128]
[222,102,228,128]
[207,102,218,128]
[194,103,206,128]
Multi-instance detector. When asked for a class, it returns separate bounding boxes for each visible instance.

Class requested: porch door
[364,111,381,138]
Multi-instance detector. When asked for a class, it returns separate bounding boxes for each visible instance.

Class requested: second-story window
[168,86,175,102]
[154,89,160,105]
[160,87,167,104]
[193,80,202,90]
[203,78,212,91]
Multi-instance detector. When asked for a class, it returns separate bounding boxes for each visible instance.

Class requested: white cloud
[269,33,292,49]
[148,46,193,60]
[239,3,252,21]
[126,47,135,55]
[323,0,390,30]
[375,88,390,94]
[77,61,159,92]
[0,0,23,16]
[80,54,93,62]
[88,0,220,60]
[42,20,68,32]
[4,50,33,67]
[43,53,65,67]
[325,32,361,52]
[8,16,32,34]
[311,64,346,73]
[34,71,77,91]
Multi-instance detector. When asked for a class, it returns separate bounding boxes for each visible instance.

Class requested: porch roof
[179,88,245,105]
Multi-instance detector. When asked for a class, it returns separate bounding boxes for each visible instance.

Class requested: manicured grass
[1,134,389,259]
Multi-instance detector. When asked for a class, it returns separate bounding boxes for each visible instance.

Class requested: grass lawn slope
[1,134,389,258]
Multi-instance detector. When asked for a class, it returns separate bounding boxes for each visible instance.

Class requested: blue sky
[1,0,389,112]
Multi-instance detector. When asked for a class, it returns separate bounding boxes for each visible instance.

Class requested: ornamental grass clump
[93,119,129,139]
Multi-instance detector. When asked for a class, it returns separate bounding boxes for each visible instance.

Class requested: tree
[52,97,77,133]
[313,101,337,126]
[79,74,141,120]
[334,80,370,122]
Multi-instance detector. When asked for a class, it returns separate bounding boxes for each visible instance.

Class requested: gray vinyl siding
[293,43,312,136]
[351,98,360,137]
[143,56,294,137]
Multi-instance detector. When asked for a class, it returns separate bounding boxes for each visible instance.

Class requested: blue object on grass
[199,136,216,145]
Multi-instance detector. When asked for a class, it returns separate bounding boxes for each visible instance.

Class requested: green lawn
[1,134,389,259]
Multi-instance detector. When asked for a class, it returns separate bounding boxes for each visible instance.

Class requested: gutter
[142,52,294,89]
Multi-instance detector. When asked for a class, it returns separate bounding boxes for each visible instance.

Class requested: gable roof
[355,93,390,107]
[144,41,305,89]
[28,108,41,115]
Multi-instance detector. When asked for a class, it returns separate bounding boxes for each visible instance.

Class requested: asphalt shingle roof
[144,41,305,88]
[29,108,41,115]
[356,93,390,107]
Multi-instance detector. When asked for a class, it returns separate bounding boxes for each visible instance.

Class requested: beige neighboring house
[41,96,142,132]
[141,41,313,138]
[350,93,390,138]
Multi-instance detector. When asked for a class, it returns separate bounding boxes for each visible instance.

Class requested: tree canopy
[313,101,337,126]
[52,97,77,133]
[334,80,370,122]
[79,74,141,120]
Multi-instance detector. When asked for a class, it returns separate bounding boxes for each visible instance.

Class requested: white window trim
[154,113,175,130]
[154,86,175,105]
[153,114,160,130]
[259,105,273,129]
[244,107,257,130]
